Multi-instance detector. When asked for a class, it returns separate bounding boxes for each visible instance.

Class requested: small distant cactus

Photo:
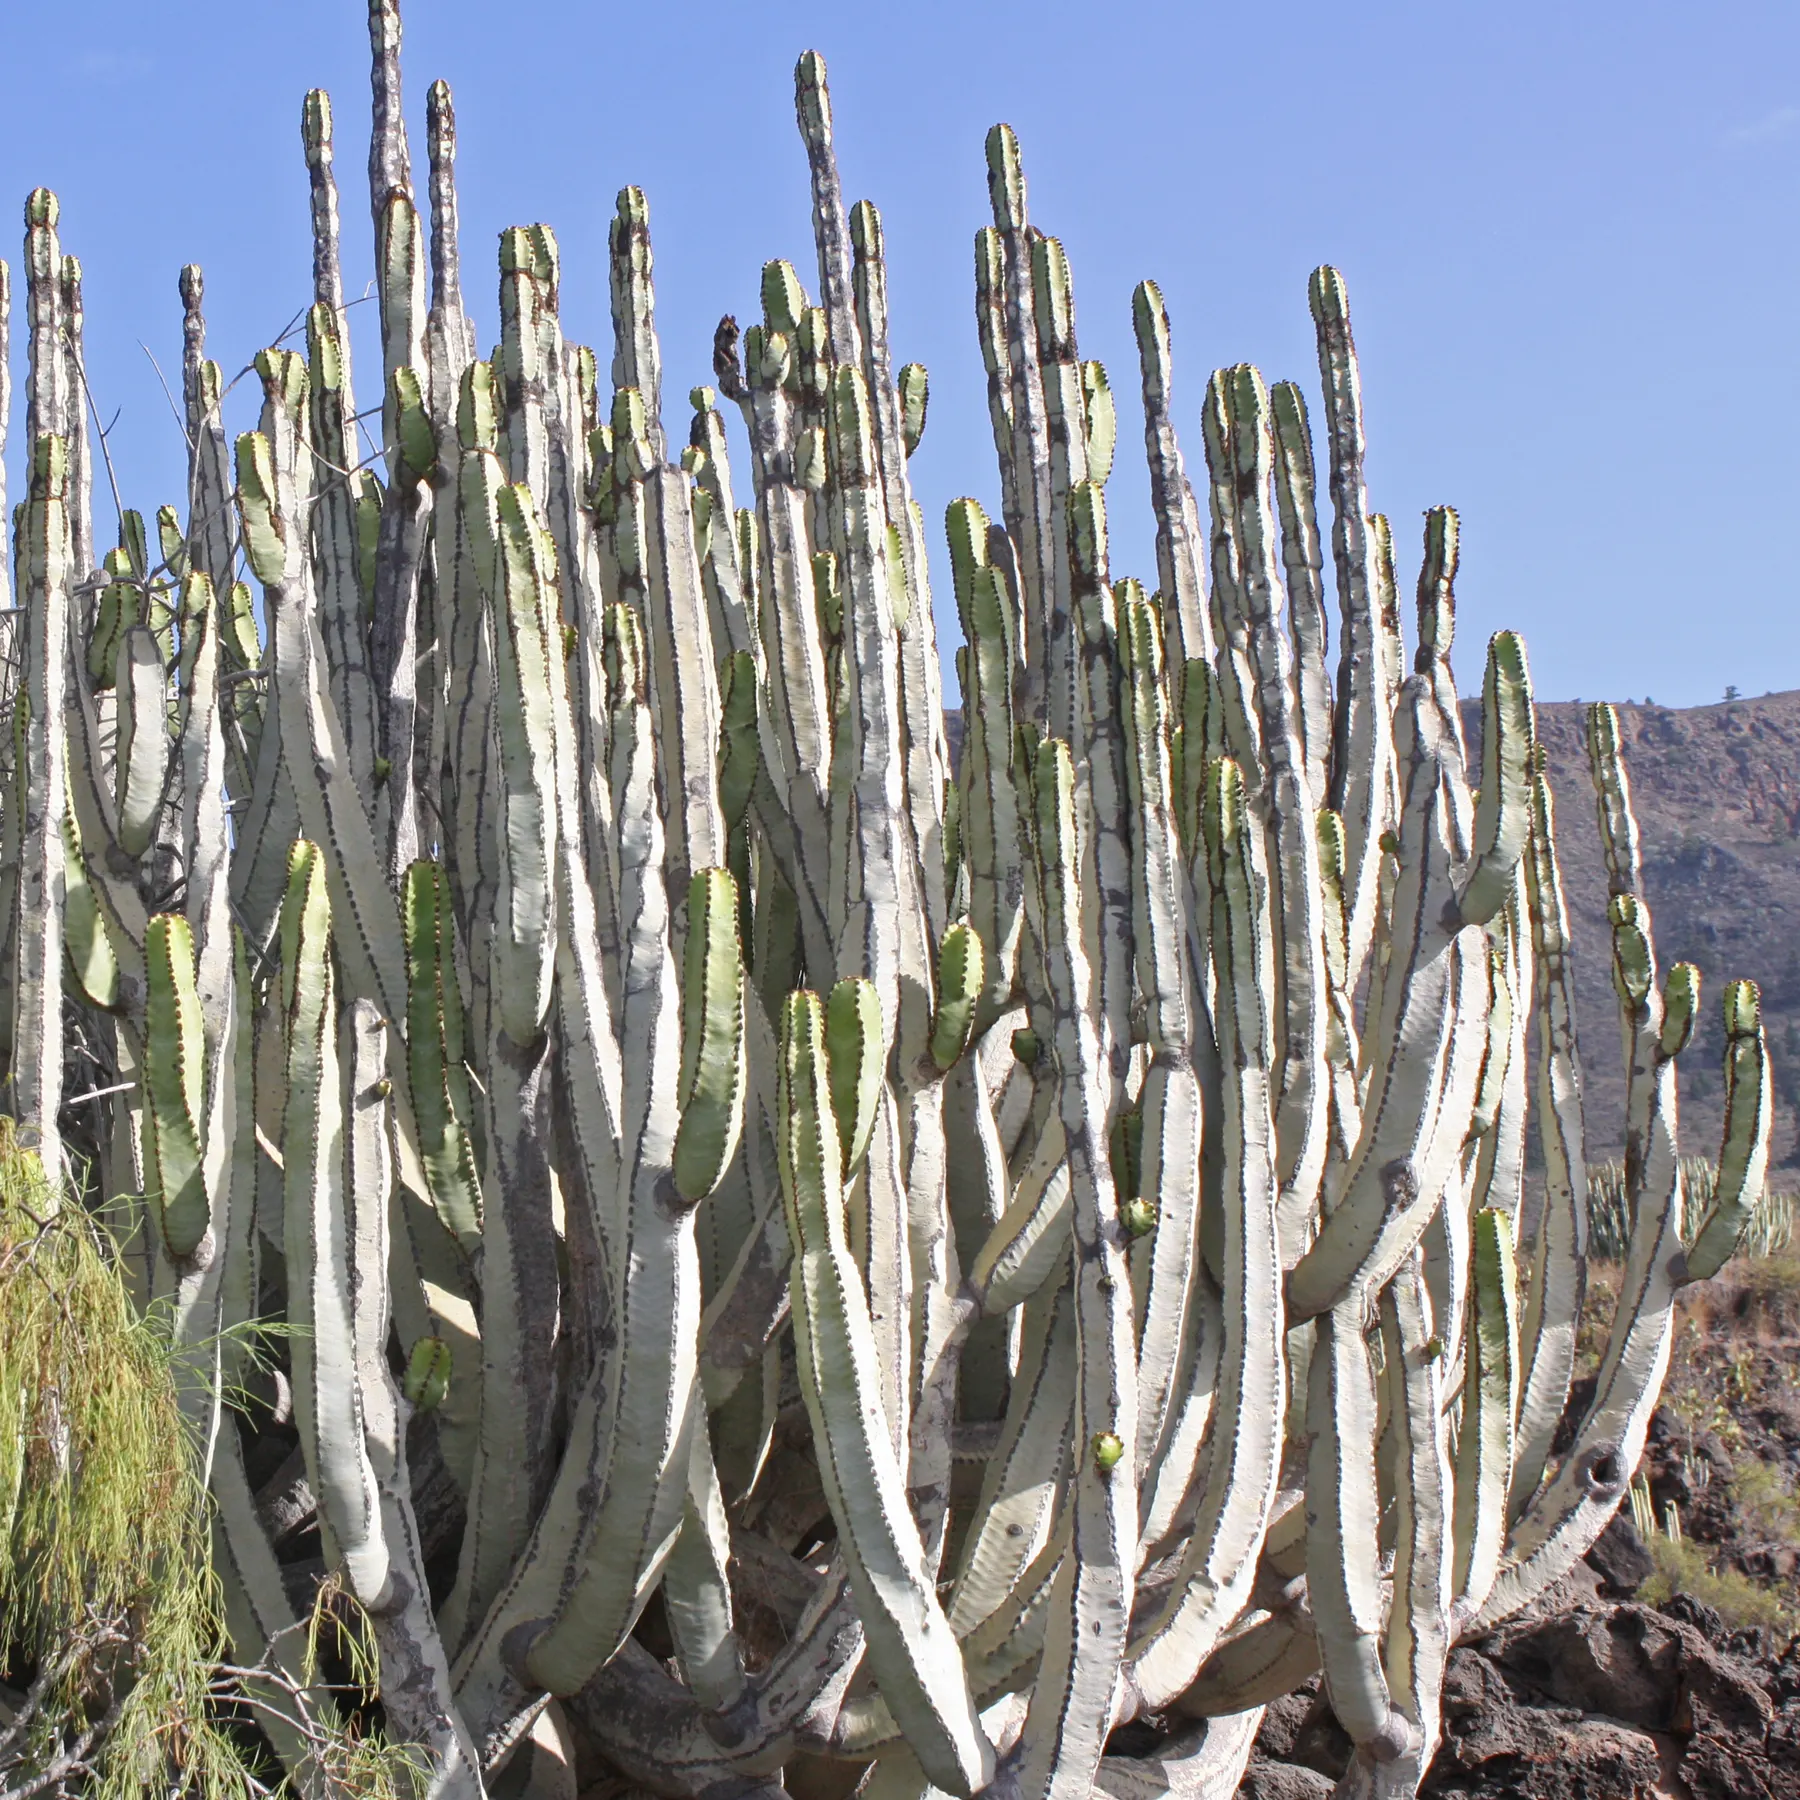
[0,3,1775,1796]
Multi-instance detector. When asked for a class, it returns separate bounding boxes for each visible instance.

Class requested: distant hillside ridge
[1471,688,1800,1169]
[941,687,1800,1166]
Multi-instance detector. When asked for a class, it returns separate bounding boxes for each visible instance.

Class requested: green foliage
[1631,1472,1798,1635]
[1587,1157,1797,1264]
[0,1123,422,1797]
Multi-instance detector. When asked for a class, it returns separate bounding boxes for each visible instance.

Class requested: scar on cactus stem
[0,2,1773,1796]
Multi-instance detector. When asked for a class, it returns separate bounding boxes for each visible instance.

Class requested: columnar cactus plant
[0,4,1774,1797]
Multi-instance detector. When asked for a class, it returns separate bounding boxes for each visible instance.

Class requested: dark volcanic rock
[1585,1512,1654,1597]
[1238,1762,1334,1799]
[1230,1597,1800,1799]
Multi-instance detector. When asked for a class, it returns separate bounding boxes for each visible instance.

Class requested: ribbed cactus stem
[610,186,665,460]
[367,0,412,207]
[1310,267,1395,999]
[10,434,70,1182]
[422,89,476,458]
[3,18,1778,1793]
[985,126,1054,722]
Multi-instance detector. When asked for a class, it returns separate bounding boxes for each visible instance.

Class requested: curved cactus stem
[1213,366,1330,1258]
[949,1271,1076,1634]
[1309,268,1394,999]
[1130,282,1213,672]
[772,989,993,1794]
[662,1417,747,1713]
[341,995,486,1793]
[1475,1053,1684,1632]
[305,289,381,814]
[486,480,563,1041]
[174,572,235,1042]
[1129,758,1283,1714]
[945,1040,1019,1426]
[609,187,664,459]
[688,390,759,660]
[60,803,120,1013]
[1588,706,1669,1224]
[1269,380,1332,810]
[1031,238,1091,749]
[826,366,934,1069]
[671,867,747,1202]
[437,1014,562,1658]
[369,437,432,879]
[949,504,1026,1026]
[239,425,406,1021]
[425,79,477,444]
[1136,1245,1224,1561]
[1117,593,1207,1484]
[1287,686,1491,1322]
[643,462,727,895]
[1172,1605,1321,1722]
[462,718,696,1734]
[9,435,70,1180]
[112,624,170,859]
[1002,736,1138,1800]
[840,1524,1068,1756]
[402,859,486,1249]
[1331,1261,1452,1799]
[983,127,1054,721]
[1450,1211,1520,1629]
[1585,700,1643,900]
[967,1109,1072,1315]
[1469,876,1532,1226]
[1315,806,1363,1165]
[697,992,792,1408]
[1092,1711,1263,1800]
[1682,980,1773,1282]
[144,914,210,1263]
[827,975,886,1181]
[1065,483,1132,1114]
[1467,714,1683,1627]
[279,842,389,1609]
[156,919,246,1496]
[1454,634,1534,928]
[929,922,985,1072]
[1510,764,1588,1516]
[849,202,950,936]
[899,1074,967,1567]
[190,944,328,1791]
[1304,1300,1407,1758]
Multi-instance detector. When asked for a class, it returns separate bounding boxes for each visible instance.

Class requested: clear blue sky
[3,1,1795,706]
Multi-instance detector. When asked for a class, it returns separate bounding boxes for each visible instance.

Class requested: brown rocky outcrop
[1239,1588,1800,1798]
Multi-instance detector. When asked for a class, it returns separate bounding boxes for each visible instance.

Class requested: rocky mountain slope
[1471,688,1800,1172]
